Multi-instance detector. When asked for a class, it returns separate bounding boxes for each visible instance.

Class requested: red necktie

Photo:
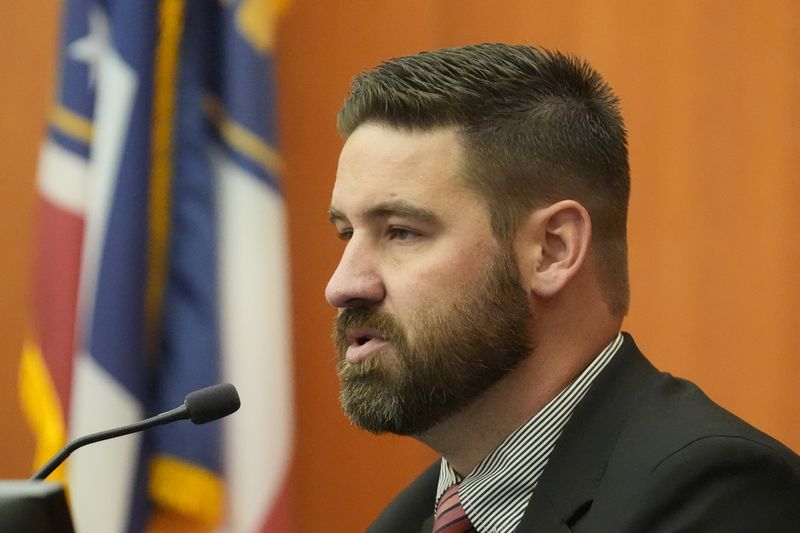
[433,484,476,533]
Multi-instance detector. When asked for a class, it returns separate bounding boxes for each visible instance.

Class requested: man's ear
[515,200,592,298]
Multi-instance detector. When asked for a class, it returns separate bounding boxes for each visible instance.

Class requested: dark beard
[334,248,533,436]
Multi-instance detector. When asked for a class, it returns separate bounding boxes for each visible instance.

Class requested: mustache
[334,308,406,346]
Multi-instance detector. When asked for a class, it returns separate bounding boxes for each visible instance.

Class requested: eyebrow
[328,200,439,225]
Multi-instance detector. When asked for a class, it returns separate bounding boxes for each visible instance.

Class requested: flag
[19,1,293,531]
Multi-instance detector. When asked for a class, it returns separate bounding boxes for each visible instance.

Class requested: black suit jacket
[367,334,800,532]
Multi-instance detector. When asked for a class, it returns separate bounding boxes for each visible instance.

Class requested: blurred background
[1,1,799,531]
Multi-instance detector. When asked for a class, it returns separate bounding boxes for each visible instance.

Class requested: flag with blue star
[20,1,293,531]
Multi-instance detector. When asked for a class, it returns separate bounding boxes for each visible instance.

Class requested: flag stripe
[145,0,184,352]
[31,195,84,411]
[215,150,292,531]
[50,105,94,143]
[69,355,143,533]
[37,141,89,215]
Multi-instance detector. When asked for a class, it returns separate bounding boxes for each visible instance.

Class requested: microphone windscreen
[185,383,241,424]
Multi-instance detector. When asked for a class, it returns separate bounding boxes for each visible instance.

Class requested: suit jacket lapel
[517,334,658,531]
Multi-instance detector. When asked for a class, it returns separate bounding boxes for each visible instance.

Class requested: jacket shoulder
[589,371,800,531]
[619,371,799,469]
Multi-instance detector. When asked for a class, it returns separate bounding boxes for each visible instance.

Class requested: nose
[325,237,385,309]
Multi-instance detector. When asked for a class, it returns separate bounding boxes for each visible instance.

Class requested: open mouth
[347,328,384,346]
[356,335,372,346]
[344,328,390,364]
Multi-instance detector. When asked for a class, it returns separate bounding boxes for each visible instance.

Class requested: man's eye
[387,227,418,241]
[337,229,353,241]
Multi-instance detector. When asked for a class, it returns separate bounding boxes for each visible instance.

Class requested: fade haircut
[337,43,630,315]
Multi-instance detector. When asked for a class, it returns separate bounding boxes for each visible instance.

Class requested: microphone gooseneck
[31,383,240,481]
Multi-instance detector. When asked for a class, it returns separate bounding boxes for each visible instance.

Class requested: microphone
[31,383,240,481]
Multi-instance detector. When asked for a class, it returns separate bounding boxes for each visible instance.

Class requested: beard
[334,247,533,436]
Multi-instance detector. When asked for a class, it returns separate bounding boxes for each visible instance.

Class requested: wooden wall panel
[277,1,800,530]
[0,0,60,479]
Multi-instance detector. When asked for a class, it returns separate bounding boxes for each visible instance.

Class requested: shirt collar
[435,332,624,532]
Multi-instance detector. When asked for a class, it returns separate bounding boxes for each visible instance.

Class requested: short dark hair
[338,43,630,315]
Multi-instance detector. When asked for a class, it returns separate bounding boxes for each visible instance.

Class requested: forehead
[332,123,481,217]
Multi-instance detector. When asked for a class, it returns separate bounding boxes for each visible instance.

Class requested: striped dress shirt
[435,332,624,533]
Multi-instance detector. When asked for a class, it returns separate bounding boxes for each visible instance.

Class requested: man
[324,44,800,532]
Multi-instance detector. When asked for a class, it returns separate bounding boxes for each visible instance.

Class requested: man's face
[325,123,532,435]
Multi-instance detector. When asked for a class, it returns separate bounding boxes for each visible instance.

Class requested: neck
[417,309,621,476]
